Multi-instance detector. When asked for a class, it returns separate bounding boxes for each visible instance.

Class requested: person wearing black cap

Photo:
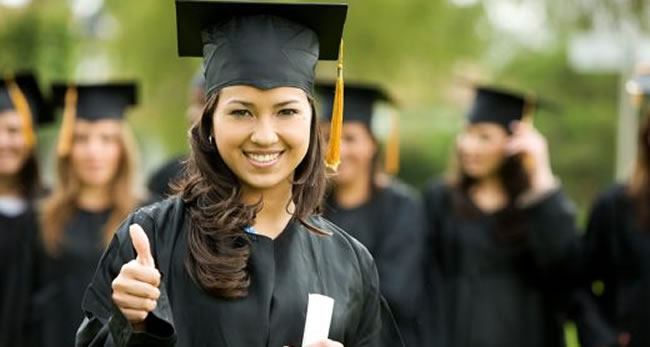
[421,86,580,347]
[32,82,141,347]
[146,69,206,201]
[0,73,53,347]
[577,71,650,347]
[76,1,402,347]
[317,82,426,346]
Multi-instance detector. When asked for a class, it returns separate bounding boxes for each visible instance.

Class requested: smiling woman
[76,1,404,347]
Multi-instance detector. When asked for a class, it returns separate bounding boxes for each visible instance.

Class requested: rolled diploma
[302,294,335,346]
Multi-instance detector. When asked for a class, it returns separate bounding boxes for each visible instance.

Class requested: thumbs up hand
[112,224,162,329]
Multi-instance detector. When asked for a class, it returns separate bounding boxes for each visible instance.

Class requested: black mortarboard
[51,83,137,121]
[317,82,401,175]
[52,82,138,157]
[467,86,536,129]
[316,82,391,127]
[175,0,347,96]
[0,73,53,126]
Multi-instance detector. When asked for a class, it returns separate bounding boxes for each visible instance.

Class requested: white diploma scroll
[301,294,335,346]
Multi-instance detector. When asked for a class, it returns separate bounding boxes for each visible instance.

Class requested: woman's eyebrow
[225,99,255,107]
[274,99,300,107]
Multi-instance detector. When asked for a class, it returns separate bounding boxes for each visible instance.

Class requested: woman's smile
[243,150,285,168]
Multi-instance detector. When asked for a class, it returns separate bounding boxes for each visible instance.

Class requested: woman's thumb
[130,224,155,267]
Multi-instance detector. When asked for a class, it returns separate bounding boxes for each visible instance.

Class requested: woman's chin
[240,173,289,192]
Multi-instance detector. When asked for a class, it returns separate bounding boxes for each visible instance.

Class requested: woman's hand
[506,121,556,194]
[111,224,161,331]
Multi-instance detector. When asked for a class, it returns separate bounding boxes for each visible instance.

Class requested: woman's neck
[242,180,294,239]
[334,170,372,209]
[77,185,112,212]
[0,175,22,198]
[469,174,507,213]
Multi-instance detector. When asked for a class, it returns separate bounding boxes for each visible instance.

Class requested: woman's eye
[6,126,21,135]
[278,108,298,117]
[478,133,492,141]
[74,134,88,143]
[230,109,252,117]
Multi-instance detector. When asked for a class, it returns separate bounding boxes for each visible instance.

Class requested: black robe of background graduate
[1,206,39,346]
[0,73,53,347]
[581,184,650,347]
[76,198,403,347]
[423,181,578,347]
[324,180,426,346]
[32,208,111,347]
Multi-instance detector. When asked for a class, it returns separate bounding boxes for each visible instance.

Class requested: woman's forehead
[218,85,309,104]
[74,118,123,132]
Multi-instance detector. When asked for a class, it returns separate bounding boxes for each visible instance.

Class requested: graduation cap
[175,0,348,170]
[0,73,53,149]
[317,82,391,126]
[316,82,400,174]
[51,82,138,156]
[467,86,538,130]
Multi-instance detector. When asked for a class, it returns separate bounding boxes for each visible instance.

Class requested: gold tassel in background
[56,86,78,157]
[325,41,344,171]
[384,109,400,175]
[6,75,36,150]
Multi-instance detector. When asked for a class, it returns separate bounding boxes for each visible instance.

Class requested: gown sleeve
[418,181,449,347]
[354,253,405,347]
[571,188,621,347]
[75,210,176,347]
[372,188,426,346]
[521,189,582,277]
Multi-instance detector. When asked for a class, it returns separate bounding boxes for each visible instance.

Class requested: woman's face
[320,121,377,186]
[213,86,312,191]
[456,122,509,179]
[0,110,30,178]
[70,119,123,188]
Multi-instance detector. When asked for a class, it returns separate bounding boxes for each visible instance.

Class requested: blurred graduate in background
[422,86,581,347]
[579,70,650,347]
[0,72,53,347]
[317,82,426,346]
[32,82,141,347]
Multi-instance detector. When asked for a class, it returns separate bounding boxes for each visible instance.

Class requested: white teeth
[246,152,280,163]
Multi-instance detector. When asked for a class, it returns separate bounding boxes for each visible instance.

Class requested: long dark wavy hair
[177,91,327,298]
[449,147,531,239]
[628,112,650,227]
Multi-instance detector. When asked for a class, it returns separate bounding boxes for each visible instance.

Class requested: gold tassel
[325,40,344,171]
[6,75,36,149]
[56,86,77,157]
[384,109,400,175]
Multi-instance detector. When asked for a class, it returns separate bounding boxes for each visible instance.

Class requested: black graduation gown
[581,184,650,347]
[32,208,111,347]
[323,180,426,346]
[146,156,186,201]
[0,205,39,347]
[76,198,403,347]
[422,181,579,347]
